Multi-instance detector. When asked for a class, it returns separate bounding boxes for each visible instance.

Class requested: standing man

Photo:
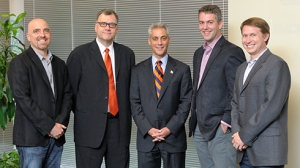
[8,18,73,168]
[189,5,246,168]
[231,17,291,168]
[130,22,192,168]
[67,9,135,168]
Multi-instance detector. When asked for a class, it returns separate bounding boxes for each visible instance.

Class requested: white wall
[229,0,300,167]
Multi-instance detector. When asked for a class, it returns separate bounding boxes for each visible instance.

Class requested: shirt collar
[247,48,268,63]
[96,38,114,54]
[152,54,168,67]
[33,48,52,61]
[203,35,222,50]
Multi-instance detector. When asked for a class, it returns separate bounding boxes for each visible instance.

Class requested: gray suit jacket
[189,36,246,140]
[130,56,192,153]
[231,49,291,166]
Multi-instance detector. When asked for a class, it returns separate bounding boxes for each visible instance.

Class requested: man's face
[26,18,51,52]
[241,25,269,59]
[148,27,171,59]
[198,12,223,44]
[95,14,118,46]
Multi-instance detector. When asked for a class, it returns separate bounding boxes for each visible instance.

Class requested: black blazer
[8,46,73,146]
[189,36,245,140]
[67,40,135,148]
[130,56,192,152]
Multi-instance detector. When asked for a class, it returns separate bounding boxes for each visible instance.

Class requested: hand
[232,132,247,151]
[49,123,66,139]
[148,128,165,142]
[148,127,171,142]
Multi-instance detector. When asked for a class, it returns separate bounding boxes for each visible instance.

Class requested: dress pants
[193,124,237,168]
[138,142,185,168]
[75,117,129,168]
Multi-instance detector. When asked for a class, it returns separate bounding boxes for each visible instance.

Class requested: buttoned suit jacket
[130,56,192,153]
[189,36,245,140]
[67,40,135,148]
[231,49,290,166]
[8,46,73,146]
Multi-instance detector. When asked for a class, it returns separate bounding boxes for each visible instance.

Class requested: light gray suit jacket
[231,49,291,166]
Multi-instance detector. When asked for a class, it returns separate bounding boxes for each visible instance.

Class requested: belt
[107,112,119,119]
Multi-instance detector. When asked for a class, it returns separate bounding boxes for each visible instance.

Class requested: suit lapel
[143,57,157,100]
[28,47,53,96]
[194,48,204,91]
[51,57,59,100]
[241,49,271,93]
[113,42,121,79]
[91,39,106,71]
[198,36,225,88]
[238,62,247,92]
[158,56,176,104]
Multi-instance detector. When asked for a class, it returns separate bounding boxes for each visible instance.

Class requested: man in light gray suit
[231,17,291,168]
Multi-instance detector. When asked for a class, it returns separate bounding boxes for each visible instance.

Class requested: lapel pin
[170,70,173,74]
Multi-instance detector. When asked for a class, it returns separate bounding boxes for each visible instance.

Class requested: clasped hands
[232,132,248,151]
[48,123,66,139]
[148,127,171,142]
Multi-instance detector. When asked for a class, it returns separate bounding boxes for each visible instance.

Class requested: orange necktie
[104,48,119,116]
[154,60,163,98]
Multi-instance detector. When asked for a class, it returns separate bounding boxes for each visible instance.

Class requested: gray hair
[148,22,169,37]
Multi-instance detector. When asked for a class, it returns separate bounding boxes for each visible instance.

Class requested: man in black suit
[8,18,73,168]
[130,22,192,168]
[67,9,135,168]
[188,5,246,168]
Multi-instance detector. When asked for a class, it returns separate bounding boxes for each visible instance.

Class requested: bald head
[27,18,51,56]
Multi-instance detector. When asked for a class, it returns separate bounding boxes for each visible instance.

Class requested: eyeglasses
[97,22,118,28]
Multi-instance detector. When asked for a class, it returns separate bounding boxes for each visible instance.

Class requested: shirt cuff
[221,120,231,128]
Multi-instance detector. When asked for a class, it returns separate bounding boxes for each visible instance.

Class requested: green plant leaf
[14,12,26,25]
[0,12,25,131]
[0,98,8,130]
[1,13,16,18]
[7,102,15,121]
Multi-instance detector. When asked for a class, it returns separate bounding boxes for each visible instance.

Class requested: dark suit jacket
[67,40,135,148]
[231,49,290,166]
[130,56,192,153]
[189,36,245,140]
[8,46,73,146]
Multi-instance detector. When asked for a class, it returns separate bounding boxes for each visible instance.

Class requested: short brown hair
[198,5,222,22]
[96,9,119,23]
[240,17,270,45]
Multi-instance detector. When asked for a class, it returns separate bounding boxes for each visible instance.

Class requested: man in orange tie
[130,22,192,168]
[67,9,135,168]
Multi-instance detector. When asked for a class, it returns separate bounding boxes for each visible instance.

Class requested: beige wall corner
[228,0,300,167]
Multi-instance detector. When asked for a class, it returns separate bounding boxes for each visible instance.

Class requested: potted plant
[0,12,26,130]
[0,149,20,168]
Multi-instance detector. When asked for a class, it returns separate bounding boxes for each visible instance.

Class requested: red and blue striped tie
[154,60,163,98]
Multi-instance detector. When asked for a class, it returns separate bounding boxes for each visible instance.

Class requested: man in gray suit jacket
[130,22,192,168]
[231,17,291,168]
[189,5,246,168]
